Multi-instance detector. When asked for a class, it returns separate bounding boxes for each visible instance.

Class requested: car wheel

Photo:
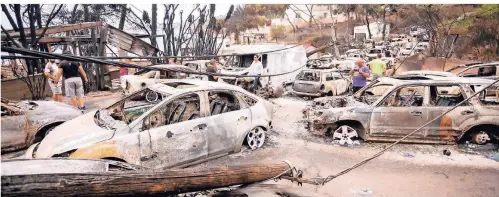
[472,131,490,145]
[246,127,266,150]
[333,125,360,145]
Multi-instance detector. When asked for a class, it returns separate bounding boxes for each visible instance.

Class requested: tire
[332,125,361,145]
[246,127,266,150]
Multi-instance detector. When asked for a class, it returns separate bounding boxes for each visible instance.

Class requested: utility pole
[331,19,340,59]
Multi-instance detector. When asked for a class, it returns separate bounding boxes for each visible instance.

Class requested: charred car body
[1,100,81,153]
[448,62,499,80]
[25,80,274,169]
[120,64,203,95]
[303,77,499,145]
[292,69,351,97]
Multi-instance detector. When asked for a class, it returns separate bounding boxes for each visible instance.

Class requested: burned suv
[304,77,499,145]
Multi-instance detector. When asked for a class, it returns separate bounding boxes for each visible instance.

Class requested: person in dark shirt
[54,50,89,112]
[206,59,218,82]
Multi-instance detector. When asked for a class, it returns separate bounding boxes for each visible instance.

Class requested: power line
[1,46,307,78]
[1,44,303,60]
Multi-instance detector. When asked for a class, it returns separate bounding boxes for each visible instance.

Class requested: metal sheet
[106,25,159,57]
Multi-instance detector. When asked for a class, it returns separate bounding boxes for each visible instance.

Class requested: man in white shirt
[246,54,264,92]
[44,59,63,102]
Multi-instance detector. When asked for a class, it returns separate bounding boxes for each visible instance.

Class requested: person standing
[247,54,264,92]
[43,59,63,102]
[206,59,218,82]
[54,50,89,113]
[350,59,371,93]
[369,54,386,80]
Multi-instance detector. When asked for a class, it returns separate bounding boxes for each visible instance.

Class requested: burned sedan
[292,69,351,97]
[304,77,499,145]
[25,80,274,169]
[1,99,81,153]
[120,64,197,95]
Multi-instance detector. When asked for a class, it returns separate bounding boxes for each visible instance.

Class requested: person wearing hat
[247,54,264,92]
[44,59,63,102]
[54,50,89,113]
[350,58,371,93]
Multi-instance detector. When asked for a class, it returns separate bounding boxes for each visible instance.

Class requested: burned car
[120,64,200,95]
[449,62,499,80]
[292,69,351,97]
[1,99,81,153]
[304,77,499,145]
[25,80,274,169]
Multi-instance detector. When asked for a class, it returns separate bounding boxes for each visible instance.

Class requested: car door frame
[202,89,253,157]
[424,83,476,140]
[369,84,430,138]
[130,91,210,169]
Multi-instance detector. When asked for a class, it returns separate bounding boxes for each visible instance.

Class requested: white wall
[353,22,390,39]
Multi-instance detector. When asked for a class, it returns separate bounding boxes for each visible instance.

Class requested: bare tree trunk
[151,4,158,48]
[307,5,313,27]
[345,12,350,39]
[83,5,89,22]
[365,11,372,39]
[14,5,28,48]
[381,5,387,41]
[1,4,18,31]
[118,4,127,30]
[34,4,42,28]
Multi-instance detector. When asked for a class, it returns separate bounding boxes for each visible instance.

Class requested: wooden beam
[2,161,292,196]
[1,22,101,39]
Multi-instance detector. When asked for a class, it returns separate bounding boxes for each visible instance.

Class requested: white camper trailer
[218,44,308,86]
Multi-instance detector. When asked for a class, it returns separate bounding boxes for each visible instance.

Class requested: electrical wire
[1,44,302,60]
[1,46,307,78]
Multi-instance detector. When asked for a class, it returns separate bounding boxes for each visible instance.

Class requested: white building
[353,22,391,41]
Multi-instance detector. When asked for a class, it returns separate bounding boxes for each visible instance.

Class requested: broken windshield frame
[353,80,394,105]
[296,70,321,82]
[95,88,171,128]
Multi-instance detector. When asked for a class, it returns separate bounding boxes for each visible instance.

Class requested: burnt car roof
[150,79,250,95]
[384,76,496,85]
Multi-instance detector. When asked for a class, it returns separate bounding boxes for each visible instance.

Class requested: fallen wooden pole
[2,161,292,197]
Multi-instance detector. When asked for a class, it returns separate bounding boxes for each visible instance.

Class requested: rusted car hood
[35,110,114,158]
[311,96,367,109]
[27,101,81,117]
